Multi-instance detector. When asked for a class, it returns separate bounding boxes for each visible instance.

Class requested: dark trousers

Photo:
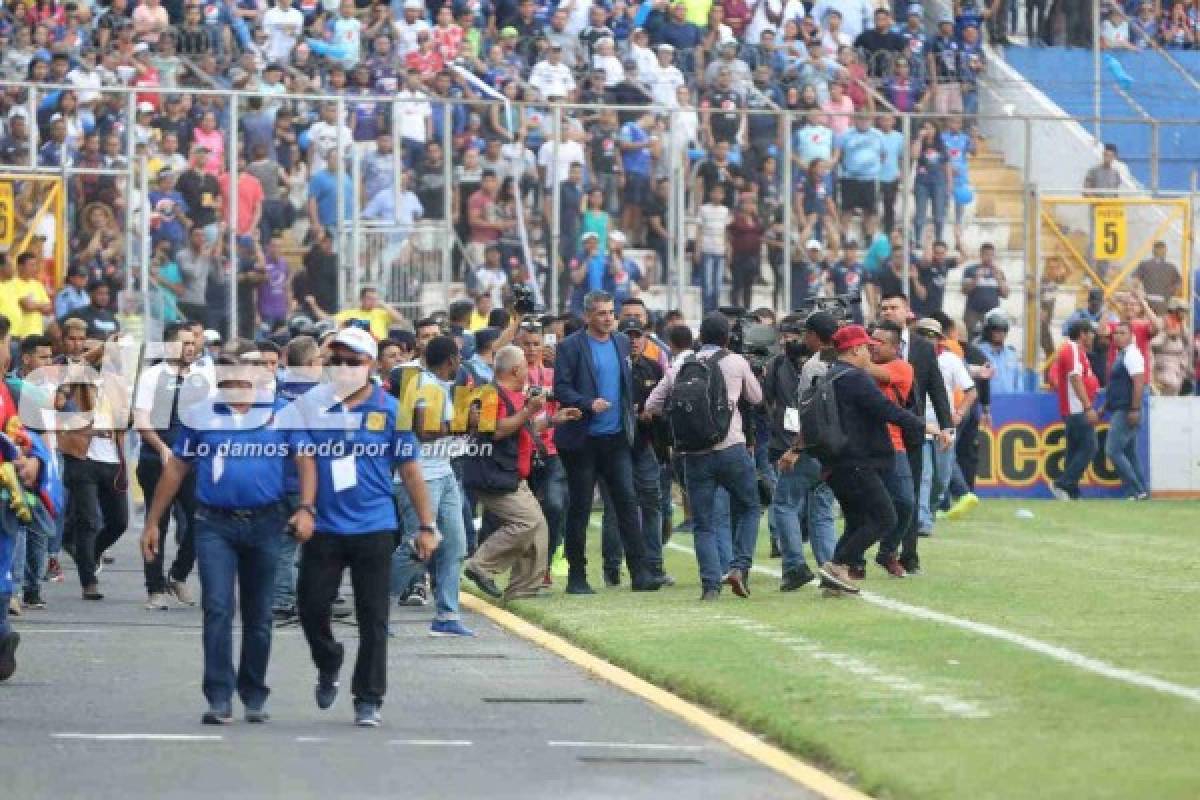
[878,452,915,561]
[529,454,568,568]
[194,504,283,712]
[957,404,981,490]
[731,252,758,310]
[899,444,924,569]
[826,464,897,567]
[63,456,128,589]
[560,435,647,580]
[1056,413,1098,498]
[881,180,899,234]
[600,445,663,573]
[297,531,393,706]
[137,457,198,594]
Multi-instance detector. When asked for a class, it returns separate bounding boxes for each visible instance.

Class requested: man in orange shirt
[864,320,917,578]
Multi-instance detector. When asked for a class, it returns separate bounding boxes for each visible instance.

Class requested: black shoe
[201,707,233,725]
[245,709,271,724]
[315,673,340,710]
[661,518,672,545]
[22,594,46,610]
[780,565,816,592]
[464,564,503,599]
[700,588,720,602]
[272,607,296,622]
[0,631,19,681]
[653,571,676,587]
[769,541,782,558]
[603,566,621,587]
[724,568,750,598]
[565,575,596,595]
[631,573,664,591]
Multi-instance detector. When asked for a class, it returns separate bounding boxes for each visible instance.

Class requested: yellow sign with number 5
[0,181,13,250]
[1093,204,1127,261]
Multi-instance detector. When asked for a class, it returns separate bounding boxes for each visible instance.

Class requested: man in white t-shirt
[263,0,305,65]
[646,44,685,108]
[307,102,353,165]
[394,69,432,165]
[810,0,874,40]
[913,318,975,535]
[393,0,431,58]
[537,124,586,193]
[529,44,576,101]
[697,184,732,312]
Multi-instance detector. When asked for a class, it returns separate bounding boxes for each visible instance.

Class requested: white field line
[387,739,474,747]
[52,733,223,742]
[16,629,107,634]
[667,541,1200,705]
[548,741,709,751]
[708,613,990,719]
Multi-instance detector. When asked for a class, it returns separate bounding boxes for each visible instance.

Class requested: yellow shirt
[468,311,490,332]
[335,307,392,341]
[11,278,50,337]
[0,278,25,335]
[683,0,712,27]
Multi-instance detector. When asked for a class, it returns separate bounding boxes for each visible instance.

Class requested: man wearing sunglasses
[285,327,438,728]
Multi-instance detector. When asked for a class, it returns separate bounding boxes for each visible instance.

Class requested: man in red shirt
[864,320,917,578]
[519,326,568,587]
[1052,319,1099,500]
[463,346,578,599]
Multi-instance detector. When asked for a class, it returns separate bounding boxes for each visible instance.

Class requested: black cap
[86,278,108,293]
[804,310,838,340]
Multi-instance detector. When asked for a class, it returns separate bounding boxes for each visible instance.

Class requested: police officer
[287,327,438,728]
[141,353,316,725]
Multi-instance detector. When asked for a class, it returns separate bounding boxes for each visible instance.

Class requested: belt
[198,502,282,520]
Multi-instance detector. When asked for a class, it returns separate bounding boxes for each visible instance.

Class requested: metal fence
[1,79,1195,368]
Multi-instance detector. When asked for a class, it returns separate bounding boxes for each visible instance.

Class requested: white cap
[133,42,150,54]
[582,231,599,241]
[404,0,423,8]
[805,238,823,250]
[137,101,155,113]
[657,43,675,51]
[609,230,627,243]
[333,326,379,359]
[203,329,222,345]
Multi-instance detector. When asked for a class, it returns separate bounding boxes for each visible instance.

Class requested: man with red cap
[813,325,937,595]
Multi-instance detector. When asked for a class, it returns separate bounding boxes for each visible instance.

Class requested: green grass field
[494,499,1200,800]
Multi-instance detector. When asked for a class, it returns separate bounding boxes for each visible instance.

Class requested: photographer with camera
[599,318,670,587]
[645,313,763,601]
[462,346,581,600]
[764,314,836,591]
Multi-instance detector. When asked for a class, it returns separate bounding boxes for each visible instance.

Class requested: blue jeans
[194,505,283,712]
[1105,409,1147,497]
[698,253,725,312]
[682,446,762,591]
[601,445,663,572]
[913,179,947,241]
[12,501,51,598]
[918,438,956,531]
[1056,413,1098,497]
[711,487,732,575]
[530,454,568,568]
[770,453,835,572]
[272,494,301,612]
[394,474,467,621]
[878,452,915,559]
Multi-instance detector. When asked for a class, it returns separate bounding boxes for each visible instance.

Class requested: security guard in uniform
[286,327,438,728]
[142,353,316,725]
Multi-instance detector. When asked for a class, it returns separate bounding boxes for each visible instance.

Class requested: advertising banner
[974,393,1149,499]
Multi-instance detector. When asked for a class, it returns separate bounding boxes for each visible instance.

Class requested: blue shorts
[623,172,651,206]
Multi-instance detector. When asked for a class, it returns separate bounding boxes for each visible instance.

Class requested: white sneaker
[145,593,169,611]
[1051,487,1072,502]
[169,579,196,606]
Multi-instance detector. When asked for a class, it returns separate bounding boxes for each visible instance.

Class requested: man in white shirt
[810,0,874,41]
[537,122,586,194]
[529,44,576,101]
[473,245,509,309]
[307,102,353,165]
[646,44,685,108]
[394,69,432,166]
[263,0,305,65]
[629,28,658,76]
[912,318,974,536]
[393,0,431,58]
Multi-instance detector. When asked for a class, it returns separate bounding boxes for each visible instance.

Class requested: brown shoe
[82,585,105,601]
[817,563,861,594]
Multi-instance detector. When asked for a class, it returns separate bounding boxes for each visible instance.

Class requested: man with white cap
[287,326,438,727]
[645,43,685,107]
[529,42,576,101]
[263,0,305,65]
[393,0,430,59]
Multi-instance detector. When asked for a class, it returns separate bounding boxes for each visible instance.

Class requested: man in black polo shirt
[855,8,907,78]
[175,145,221,239]
[701,68,745,150]
[64,281,121,341]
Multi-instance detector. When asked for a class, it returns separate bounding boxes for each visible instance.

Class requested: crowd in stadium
[0,0,1194,727]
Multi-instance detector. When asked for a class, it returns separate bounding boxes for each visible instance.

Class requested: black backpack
[666,350,732,453]
[798,368,847,463]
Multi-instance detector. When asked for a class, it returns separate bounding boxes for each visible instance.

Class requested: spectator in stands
[696,184,731,312]
[978,309,1023,394]
[928,16,962,115]
[1160,2,1196,49]
[961,243,1009,336]
[912,120,951,243]
[912,240,960,318]
[1150,299,1194,396]
[1100,6,1137,49]
[1134,241,1182,316]
[837,113,884,239]
[1084,143,1122,196]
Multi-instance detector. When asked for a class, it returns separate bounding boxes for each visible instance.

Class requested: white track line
[548,741,709,751]
[18,629,107,634]
[668,541,1200,705]
[387,739,474,747]
[52,733,223,742]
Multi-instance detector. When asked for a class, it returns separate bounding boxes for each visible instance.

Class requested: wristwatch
[298,504,316,517]
[418,524,437,534]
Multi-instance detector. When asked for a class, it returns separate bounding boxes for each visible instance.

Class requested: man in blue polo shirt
[142,353,316,725]
[287,327,437,728]
[836,114,885,239]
